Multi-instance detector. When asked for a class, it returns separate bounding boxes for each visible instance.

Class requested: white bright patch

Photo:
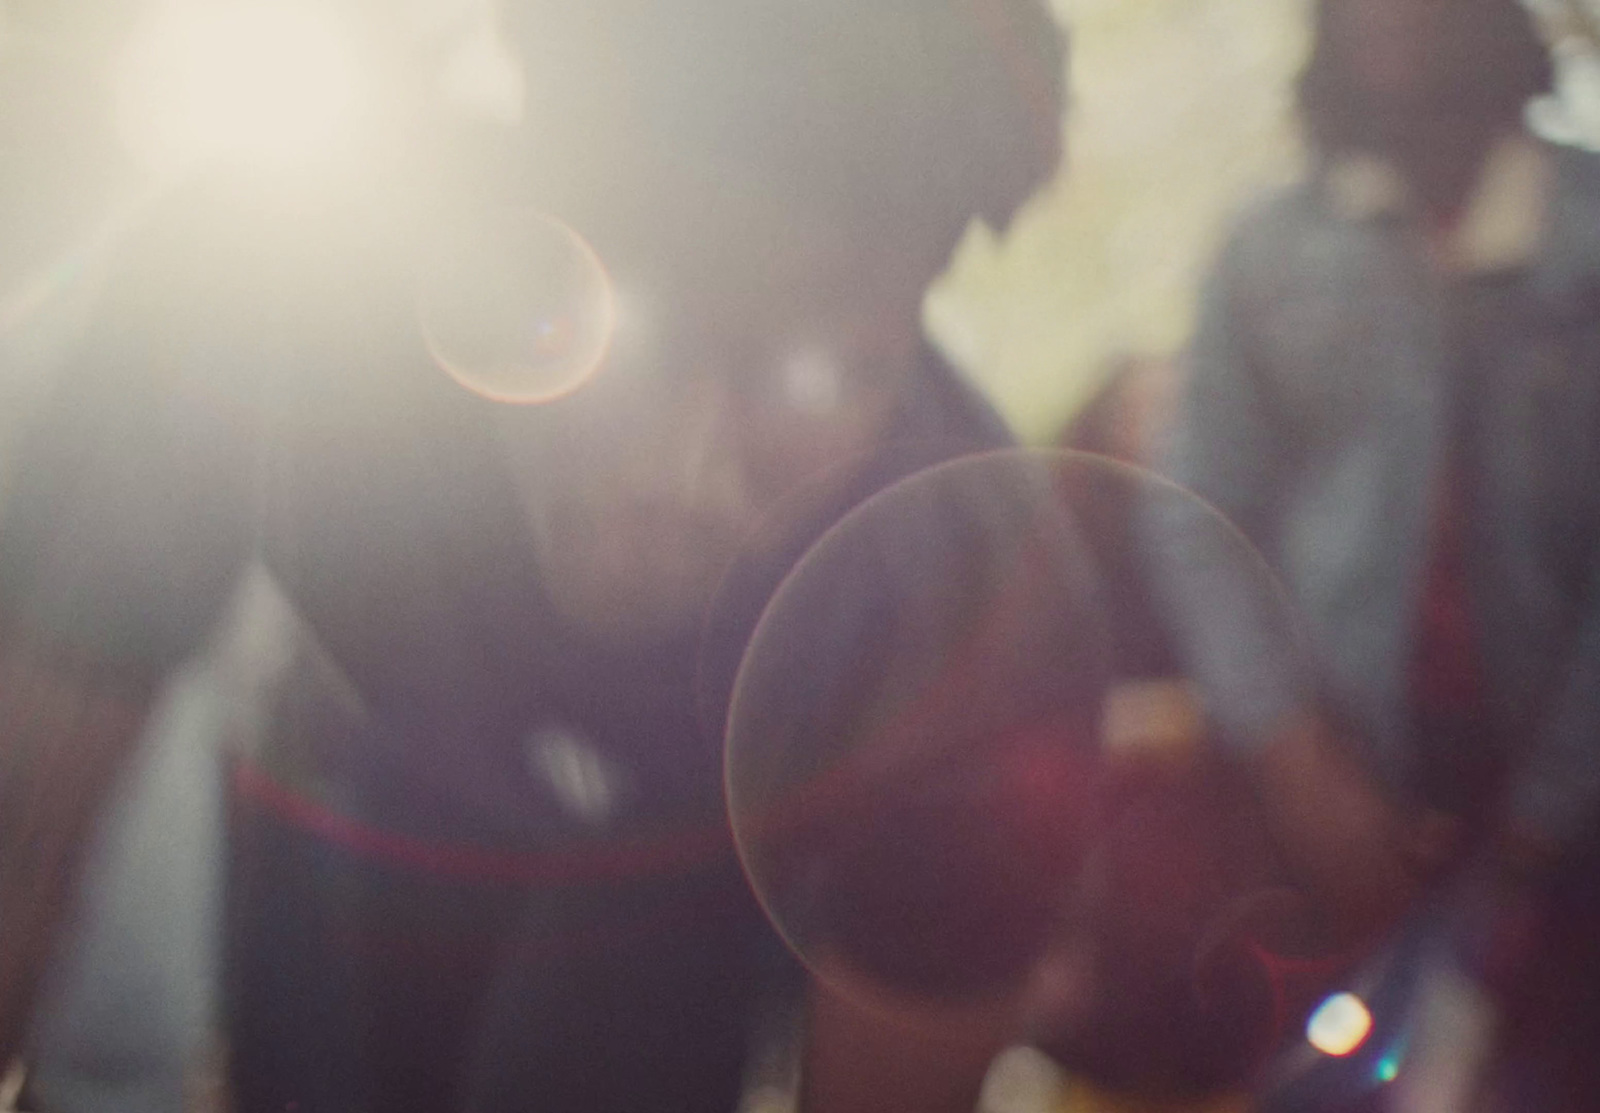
[114,1,371,176]
[1307,992,1374,1057]
[978,1046,1066,1113]
[779,346,844,415]
[526,726,617,824]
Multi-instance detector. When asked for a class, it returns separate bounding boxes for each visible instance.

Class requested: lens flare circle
[723,449,1310,1095]
[725,449,1305,1014]
[419,209,616,405]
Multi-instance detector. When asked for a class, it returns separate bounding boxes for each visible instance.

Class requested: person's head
[466,0,1065,642]
[1299,0,1551,209]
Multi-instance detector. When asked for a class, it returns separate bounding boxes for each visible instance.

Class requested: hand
[1253,713,1419,945]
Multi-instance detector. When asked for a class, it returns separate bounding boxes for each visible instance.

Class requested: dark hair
[500,0,1064,273]
[1298,0,1551,160]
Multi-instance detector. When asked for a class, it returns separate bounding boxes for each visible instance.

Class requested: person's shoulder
[1200,169,1402,319]
[1211,176,1344,268]
[1542,141,1600,288]
[893,341,1016,456]
[1547,146,1600,237]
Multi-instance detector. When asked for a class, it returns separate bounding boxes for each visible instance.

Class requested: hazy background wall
[927,0,1311,442]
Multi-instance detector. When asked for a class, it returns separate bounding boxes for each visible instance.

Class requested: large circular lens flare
[724,449,1305,1094]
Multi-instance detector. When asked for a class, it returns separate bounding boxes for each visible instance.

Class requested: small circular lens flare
[419,210,616,405]
[113,1,369,177]
[1306,992,1373,1057]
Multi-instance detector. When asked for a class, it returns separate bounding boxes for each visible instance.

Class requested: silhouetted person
[0,3,1064,1111]
[1153,2,1600,1106]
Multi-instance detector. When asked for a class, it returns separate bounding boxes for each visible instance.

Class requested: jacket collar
[1321,132,1556,276]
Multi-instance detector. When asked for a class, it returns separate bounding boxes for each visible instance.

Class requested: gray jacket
[1153,135,1600,847]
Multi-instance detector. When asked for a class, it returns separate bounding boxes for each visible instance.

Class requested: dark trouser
[225,766,789,1113]
[459,901,767,1113]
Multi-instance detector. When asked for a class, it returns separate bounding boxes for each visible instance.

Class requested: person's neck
[1394,122,1515,230]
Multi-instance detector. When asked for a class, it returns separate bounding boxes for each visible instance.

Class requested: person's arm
[1504,561,1600,867]
[1430,582,1600,994]
[1144,212,1315,754]
[1144,208,1417,940]
[0,639,155,1064]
